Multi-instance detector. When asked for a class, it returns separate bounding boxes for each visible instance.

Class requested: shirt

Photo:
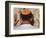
[14,24,35,30]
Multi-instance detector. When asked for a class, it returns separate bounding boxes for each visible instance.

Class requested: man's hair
[20,12,34,25]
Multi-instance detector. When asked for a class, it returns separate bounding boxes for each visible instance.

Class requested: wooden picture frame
[5,1,45,37]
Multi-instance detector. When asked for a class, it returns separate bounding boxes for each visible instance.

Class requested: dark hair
[20,12,34,25]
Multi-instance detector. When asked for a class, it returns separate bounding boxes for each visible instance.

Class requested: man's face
[21,8,30,15]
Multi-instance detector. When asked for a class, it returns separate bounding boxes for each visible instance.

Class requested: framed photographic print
[5,1,45,37]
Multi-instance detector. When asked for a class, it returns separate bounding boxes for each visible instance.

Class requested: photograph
[5,1,45,37]
[14,8,39,30]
